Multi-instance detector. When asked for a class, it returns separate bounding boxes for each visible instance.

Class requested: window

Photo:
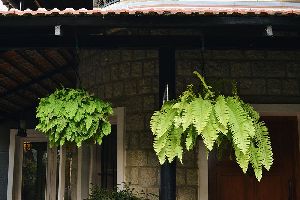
[7,107,125,200]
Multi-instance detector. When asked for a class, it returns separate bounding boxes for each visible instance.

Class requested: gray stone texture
[79,49,300,200]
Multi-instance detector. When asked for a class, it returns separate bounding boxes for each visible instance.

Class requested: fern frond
[226,97,251,154]
[181,103,194,131]
[153,131,168,163]
[254,122,273,171]
[150,102,177,138]
[191,97,213,134]
[234,144,250,173]
[166,127,184,163]
[249,143,263,181]
[185,126,198,151]
[201,112,219,151]
[214,95,229,128]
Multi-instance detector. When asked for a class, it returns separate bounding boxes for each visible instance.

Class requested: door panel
[209,116,299,200]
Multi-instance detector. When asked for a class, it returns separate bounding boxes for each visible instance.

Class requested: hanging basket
[150,71,273,181]
[36,88,113,147]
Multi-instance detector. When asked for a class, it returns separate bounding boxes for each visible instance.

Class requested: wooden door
[209,116,300,200]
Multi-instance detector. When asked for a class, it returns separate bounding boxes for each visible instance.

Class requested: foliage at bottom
[87,184,158,200]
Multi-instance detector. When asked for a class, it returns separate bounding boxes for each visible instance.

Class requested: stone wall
[79,49,161,198]
[176,50,300,103]
[79,49,300,200]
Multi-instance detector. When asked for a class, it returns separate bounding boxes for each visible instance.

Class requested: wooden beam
[0,62,74,101]
[0,35,300,50]
[0,55,52,94]
[37,50,75,85]
[16,50,64,89]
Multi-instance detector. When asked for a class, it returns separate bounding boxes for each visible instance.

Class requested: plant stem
[193,71,214,98]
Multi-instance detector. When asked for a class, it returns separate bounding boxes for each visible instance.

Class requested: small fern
[150,71,273,181]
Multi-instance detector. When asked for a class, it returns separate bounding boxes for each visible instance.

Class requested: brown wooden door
[209,116,300,200]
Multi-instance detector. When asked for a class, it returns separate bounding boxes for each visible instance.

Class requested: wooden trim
[46,146,58,200]
[77,146,83,199]
[199,104,300,200]
[116,107,125,189]
[58,146,66,200]
[198,142,208,200]
[7,130,16,200]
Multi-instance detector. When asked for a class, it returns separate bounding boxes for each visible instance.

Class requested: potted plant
[150,71,273,181]
[36,88,113,147]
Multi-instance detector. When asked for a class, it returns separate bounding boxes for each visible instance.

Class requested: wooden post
[159,47,176,200]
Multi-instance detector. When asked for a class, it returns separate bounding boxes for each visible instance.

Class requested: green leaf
[190,97,212,135]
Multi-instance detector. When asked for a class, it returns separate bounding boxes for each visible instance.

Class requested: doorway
[7,130,58,200]
[208,116,300,200]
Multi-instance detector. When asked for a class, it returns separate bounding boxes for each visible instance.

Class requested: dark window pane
[100,124,117,189]
[22,142,47,200]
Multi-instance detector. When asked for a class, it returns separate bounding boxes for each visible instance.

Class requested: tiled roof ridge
[1,4,300,16]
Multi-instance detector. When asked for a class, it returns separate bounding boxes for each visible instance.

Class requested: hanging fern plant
[36,88,113,147]
[150,71,273,181]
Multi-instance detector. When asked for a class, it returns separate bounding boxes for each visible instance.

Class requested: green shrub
[87,184,158,200]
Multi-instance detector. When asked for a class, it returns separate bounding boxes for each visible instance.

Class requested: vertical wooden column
[159,47,176,200]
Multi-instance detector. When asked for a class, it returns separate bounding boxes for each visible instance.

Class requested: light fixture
[23,142,32,152]
[266,25,273,37]
[55,25,62,36]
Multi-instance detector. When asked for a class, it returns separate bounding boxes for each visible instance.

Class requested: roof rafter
[16,50,63,89]
[37,50,75,85]
[0,61,75,101]
[0,54,52,94]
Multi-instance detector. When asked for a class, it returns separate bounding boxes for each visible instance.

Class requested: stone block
[125,167,139,185]
[124,80,137,96]
[205,61,230,78]
[124,96,143,113]
[139,132,153,150]
[143,61,155,76]
[133,50,146,60]
[179,150,198,168]
[127,150,147,166]
[186,169,198,186]
[126,114,144,131]
[177,186,197,200]
[139,167,158,187]
[146,50,158,59]
[138,78,152,94]
[113,82,124,97]
[146,187,159,200]
[119,62,131,79]
[287,62,300,78]
[230,62,252,77]
[243,50,266,60]
[143,95,155,111]
[147,151,159,167]
[252,62,286,78]
[121,50,133,61]
[111,64,120,81]
[267,79,281,95]
[104,84,113,99]
[238,79,266,95]
[131,61,143,78]
[176,168,186,185]
[128,131,140,149]
[102,66,111,82]
[282,79,300,96]
[266,51,296,60]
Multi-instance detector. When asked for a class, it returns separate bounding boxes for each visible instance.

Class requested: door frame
[198,104,300,200]
[7,129,57,200]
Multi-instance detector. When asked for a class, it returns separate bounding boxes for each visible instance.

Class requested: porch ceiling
[0,49,76,120]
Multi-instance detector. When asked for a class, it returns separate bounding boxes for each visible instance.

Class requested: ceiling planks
[0,49,76,120]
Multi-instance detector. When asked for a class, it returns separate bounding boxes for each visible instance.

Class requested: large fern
[150,71,273,181]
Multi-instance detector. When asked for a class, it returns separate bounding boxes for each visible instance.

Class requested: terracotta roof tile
[1,3,300,16]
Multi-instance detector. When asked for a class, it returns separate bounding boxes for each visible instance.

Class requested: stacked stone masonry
[79,49,300,200]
